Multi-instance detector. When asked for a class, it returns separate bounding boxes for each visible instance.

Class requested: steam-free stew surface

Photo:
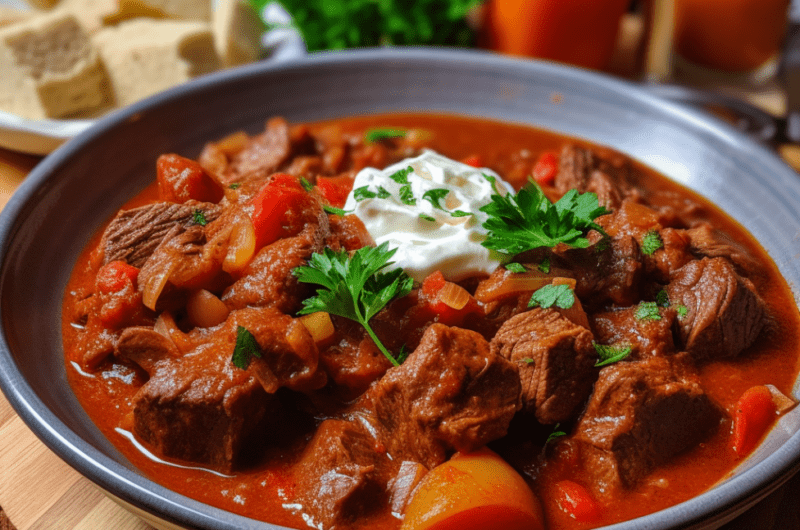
[62,114,800,529]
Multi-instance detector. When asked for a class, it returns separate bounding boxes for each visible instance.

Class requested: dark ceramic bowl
[1,48,800,530]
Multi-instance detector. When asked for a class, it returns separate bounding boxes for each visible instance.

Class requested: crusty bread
[213,0,262,67]
[92,19,218,107]
[53,0,210,35]
[0,11,113,119]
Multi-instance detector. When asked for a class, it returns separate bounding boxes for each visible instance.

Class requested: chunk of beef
[133,339,271,472]
[573,356,720,494]
[366,324,521,469]
[101,202,221,267]
[223,117,292,183]
[552,234,643,308]
[555,144,631,209]
[222,211,328,314]
[293,419,389,528]
[231,307,325,393]
[687,223,759,275]
[591,306,678,360]
[491,308,597,424]
[115,327,180,375]
[666,257,766,361]
[642,227,694,282]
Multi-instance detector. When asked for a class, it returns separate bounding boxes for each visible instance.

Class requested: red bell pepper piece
[316,175,354,208]
[554,480,601,523]
[251,173,309,249]
[532,152,559,186]
[157,154,224,204]
[732,385,777,457]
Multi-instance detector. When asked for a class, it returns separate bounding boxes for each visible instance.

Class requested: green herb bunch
[261,0,482,52]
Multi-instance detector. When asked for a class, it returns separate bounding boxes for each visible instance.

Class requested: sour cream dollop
[343,150,514,282]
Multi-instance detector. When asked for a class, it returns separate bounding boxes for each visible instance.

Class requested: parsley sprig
[528,284,575,309]
[232,326,262,369]
[293,242,413,366]
[480,183,608,255]
[642,229,663,255]
[593,342,633,367]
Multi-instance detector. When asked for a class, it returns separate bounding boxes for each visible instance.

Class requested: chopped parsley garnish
[192,209,208,226]
[231,326,262,369]
[528,284,575,309]
[299,177,313,192]
[677,304,689,319]
[293,242,413,366]
[396,344,410,364]
[399,184,416,205]
[546,423,567,444]
[480,182,608,256]
[354,186,377,201]
[656,289,670,308]
[521,357,535,364]
[323,205,352,216]
[482,172,500,193]
[229,182,241,190]
[422,188,450,211]
[419,213,436,222]
[365,128,407,144]
[505,262,527,273]
[635,301,662,321]
[377,186,391,199]
[593,342,633,367]
[642,229,663,255]
[538,257,551,274]
[389,166,414,185]
[451,210,472,217]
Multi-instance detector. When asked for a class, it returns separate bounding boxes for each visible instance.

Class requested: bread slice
[213,0,263,67]
[0,11,113,119]
[92,19,218,107]
[53,0,210,35]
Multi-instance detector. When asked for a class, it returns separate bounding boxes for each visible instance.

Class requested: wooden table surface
[1,130,800,530]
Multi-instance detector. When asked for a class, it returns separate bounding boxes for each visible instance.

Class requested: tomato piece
[554,480,601,523]
[157,154,224,204]
[532,152,559,186]
[421,270,448,299]
[460,155,483,168]
[732,385,778,457]
[96,261,139,294]
[316,175,355,208]
[250,173,310,249]
[419,271,482,326]
[402,448,545,530]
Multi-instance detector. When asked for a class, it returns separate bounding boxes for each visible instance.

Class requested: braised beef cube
[491,308,597,424]
[115,327,180,375]
[687,223,759,275]
[223,219,327,314]
[666,257,766,361]
[101,202,221,267]
[555,144,632,209]
[591,306,678,360]
[224,117,292,183]
[552,234,643,308]
[230,307,325,393]
[133,341,271,473]
[367,324,521,469]
[573,356,720,494]
[294,419,388,528]
[642,227,694,282]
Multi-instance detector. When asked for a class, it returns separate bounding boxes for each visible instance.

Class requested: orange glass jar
[483,0,630,70]
[675,0,790,72]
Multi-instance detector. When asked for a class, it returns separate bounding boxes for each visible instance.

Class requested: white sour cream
[343,150,514,282]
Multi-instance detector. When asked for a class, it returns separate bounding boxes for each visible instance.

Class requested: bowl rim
[2,46,800,530]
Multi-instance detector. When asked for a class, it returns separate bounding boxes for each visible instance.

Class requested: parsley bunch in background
[256,0,482,51]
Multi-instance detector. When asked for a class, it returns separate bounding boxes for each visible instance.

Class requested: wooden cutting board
[1,142,800,530]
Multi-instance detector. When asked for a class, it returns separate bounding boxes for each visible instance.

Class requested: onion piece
[186,289,230,328]
[299,312,336,344]
[765,384,797,413]
[153,311,193,353]
[141,259,178,311]
[223,218,256,274]
[474,269,551,303]
[439,282,471,310]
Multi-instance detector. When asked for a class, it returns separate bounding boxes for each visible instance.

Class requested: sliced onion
[551,277,577,289]
[474,270,551,303]
[214,130,249,156]
[765,384,797,413]
[299,312,336,344]
[153,312,193,353]
[186,289,230,328]
[223,218,256,274]
[439,282,471,310]
[142,259,178,311]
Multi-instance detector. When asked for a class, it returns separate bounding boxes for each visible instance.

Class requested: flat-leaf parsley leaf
[192,209,208,226]
[593,342,633,367]
[642,229,663,255]
[528,284,575,309]
[422,188,450,211]
[232,326,262,369]
[480,182,608,255]
[635,301,662,321]
[293,242,413,366]
[505,262,527,273]
[365,128,406,143]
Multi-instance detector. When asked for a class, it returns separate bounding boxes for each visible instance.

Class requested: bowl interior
[2,48,800,530]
